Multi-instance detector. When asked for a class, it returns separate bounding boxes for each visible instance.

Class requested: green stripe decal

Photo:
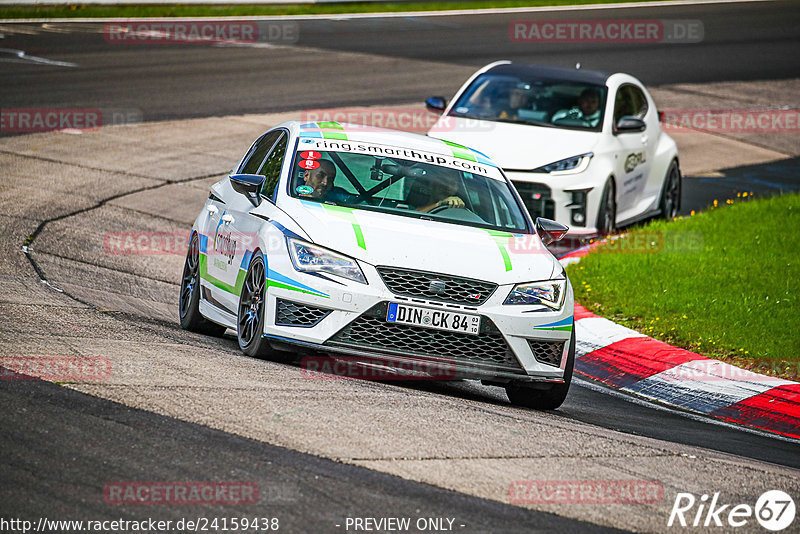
[485,230,513,272]
[267,280,329,298]
[322,131,348,140]
[443,140,477,162]
[534,325,573,332]
[199,254,246,295]
[322,204,366,250]
[317,121,344,130]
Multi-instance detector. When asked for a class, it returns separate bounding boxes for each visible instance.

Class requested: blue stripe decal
[476,154,496,167]
[299,131,323,138]
[239,250,253,270]
[300,199,326,212]
[535,316,574,329]
[267,268,329,298]
[269,220,304,241]
[198,233,208,254]
[299,122,318,129]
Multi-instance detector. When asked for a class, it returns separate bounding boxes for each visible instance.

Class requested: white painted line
[0,0,779,24]
[0,47,77,67]
[622,363,791,414]
[574,376,800,443]
[575,316,646,355]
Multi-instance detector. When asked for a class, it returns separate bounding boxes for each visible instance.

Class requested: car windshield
[288,143,529,233]
[449,73,608,131]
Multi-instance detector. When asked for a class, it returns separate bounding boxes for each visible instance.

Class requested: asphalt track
[1,1,799,532]
[0,1,799,121]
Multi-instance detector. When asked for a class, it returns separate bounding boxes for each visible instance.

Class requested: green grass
[566,193,800,378]
[0,0,659,20]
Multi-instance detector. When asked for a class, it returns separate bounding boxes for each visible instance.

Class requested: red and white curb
[559,255,800,440]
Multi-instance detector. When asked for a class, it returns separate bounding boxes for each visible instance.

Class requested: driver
[551,88,602,127]
[299,159,357,203]
[498,84,532,121]
[407,170,465,213]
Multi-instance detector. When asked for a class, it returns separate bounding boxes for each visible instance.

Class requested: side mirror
[535,217,569,246]
[425,96,447,114]
[614,116,646,134]
[230,174,265,207]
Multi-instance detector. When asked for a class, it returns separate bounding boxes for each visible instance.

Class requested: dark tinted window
[448,73,607,131]
[239,131,281,174]
[613,84,649,123]
[258,133,288,200]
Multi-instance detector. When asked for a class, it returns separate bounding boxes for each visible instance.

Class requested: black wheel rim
[238,258,265,347]
[179,234,199,319]
[600,185,615,233]
[664,165,681,219]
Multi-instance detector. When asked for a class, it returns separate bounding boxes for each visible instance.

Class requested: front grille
[275,299,331,327]
[528,340,565,367]
[514,181,555,220]
[327,303,523,371]
[376,267,497,306]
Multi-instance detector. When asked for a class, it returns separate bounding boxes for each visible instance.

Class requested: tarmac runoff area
[1,81,798,532]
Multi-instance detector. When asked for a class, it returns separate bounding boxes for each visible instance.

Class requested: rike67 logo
[668,490,795,531]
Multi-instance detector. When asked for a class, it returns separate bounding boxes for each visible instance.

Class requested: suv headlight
[504,279,566,309]
[287,237,367,284]
[532,153,593,175]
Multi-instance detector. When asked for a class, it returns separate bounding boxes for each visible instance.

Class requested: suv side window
[239,131,281,175]
[257,133,288,201]
[613,84,649,123]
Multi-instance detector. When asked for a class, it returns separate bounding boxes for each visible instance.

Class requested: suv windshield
[288,145,529,233]
[449,73,607,131]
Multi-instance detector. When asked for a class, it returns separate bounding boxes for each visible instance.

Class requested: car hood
[429,116,599,171]
[285,199,559,285]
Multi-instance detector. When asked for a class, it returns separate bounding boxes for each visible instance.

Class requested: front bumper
[508,169,606,237]
[262,261,574,382]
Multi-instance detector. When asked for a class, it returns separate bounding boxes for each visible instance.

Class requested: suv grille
[328,303,523,371]
[275,299,331,327]
[376,267,497,306]
[528,340,565,367]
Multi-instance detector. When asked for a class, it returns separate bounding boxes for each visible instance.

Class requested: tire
[659,160,682,220]
[596,179,616,235]
[179,232,227,337]
[237,250,273,358]
[505,325,576,410]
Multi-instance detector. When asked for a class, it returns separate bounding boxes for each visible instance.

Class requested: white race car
[426,61,681,237]
[180,121,576,409]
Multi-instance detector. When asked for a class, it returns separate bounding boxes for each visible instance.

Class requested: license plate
[386,302,480,335]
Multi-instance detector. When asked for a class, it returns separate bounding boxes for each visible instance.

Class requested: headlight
[504,279,566,309]
[287,237,367,284]
[532,153,593,175]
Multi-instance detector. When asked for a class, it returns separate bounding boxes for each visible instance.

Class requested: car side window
[239,131,281,175]
[257,133,288,200]
[613,85,648,123]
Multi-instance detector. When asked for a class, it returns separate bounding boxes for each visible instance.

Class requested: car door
[611,84,652,215]
[202,130,283,313]
[231,129,290,257]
